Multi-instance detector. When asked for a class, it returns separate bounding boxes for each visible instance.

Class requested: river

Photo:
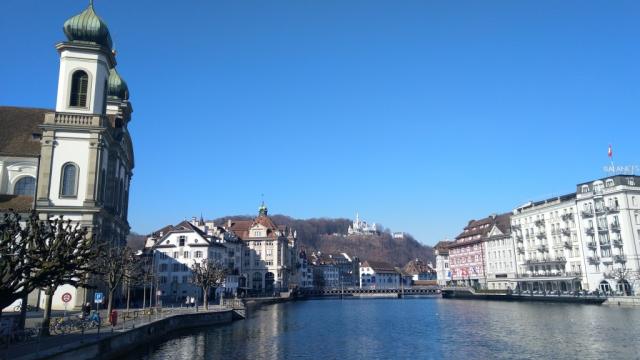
[127,298,640,360]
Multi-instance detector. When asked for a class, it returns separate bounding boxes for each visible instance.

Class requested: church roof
[107,68,129,101]
[0,195,34,213]
[63,1,113,50]
[0,106,46,157]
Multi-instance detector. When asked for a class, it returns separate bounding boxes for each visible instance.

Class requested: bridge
[298,287,440,298]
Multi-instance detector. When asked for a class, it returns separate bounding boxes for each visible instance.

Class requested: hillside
[214,215,434,267]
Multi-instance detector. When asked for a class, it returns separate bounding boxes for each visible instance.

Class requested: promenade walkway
[1,305,229,360]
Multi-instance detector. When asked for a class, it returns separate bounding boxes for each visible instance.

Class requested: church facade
[0,2,134,310]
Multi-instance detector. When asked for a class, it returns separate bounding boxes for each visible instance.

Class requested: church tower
[36,1,134,250]
[35,1,135,308]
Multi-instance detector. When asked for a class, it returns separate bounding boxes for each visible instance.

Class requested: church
[0,2,134,310]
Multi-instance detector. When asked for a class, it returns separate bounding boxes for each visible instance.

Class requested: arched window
[14,176,36,195]
[69,70,89,107]
[60,163,79,197]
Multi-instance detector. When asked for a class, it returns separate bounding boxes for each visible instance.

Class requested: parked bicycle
[13,303,39,312]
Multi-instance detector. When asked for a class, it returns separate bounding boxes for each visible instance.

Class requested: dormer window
[629,178,636,186]
[581,185,589,193]
[179,236,186,247]
[69,70,89,107]
[605,179,615,188]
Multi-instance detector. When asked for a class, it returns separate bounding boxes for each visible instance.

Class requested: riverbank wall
[17,310,234,360]
[604,296,640,307]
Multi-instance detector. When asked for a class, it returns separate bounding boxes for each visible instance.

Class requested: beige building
[226,204,297,294]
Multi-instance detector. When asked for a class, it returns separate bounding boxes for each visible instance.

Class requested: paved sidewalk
[1,305,228,360]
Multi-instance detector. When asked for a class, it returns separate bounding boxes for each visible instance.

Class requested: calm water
[129,298,640,360]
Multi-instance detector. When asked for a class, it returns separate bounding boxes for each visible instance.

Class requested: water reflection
[129,299,640,360]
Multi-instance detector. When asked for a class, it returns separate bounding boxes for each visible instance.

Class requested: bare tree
[94,246,135,322]
[0,211,101,336]
[31,217,102,335]
[0,212,35,317]
[607,267,639,295]
[190,259,227,310]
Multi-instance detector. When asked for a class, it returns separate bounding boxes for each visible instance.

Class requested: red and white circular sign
[61,292,72,303]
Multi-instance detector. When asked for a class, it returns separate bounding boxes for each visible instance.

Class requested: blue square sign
[94,292,104,304]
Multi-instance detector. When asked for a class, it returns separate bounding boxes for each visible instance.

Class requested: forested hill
[213,215,435,267]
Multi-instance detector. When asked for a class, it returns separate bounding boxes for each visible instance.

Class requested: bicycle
[13,304,39,312]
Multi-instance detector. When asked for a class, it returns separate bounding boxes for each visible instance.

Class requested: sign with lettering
[94,292,104,304]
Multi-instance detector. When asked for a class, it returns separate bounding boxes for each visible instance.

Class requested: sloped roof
[228,214,287,240]
[402,259,435,275]
[454,213,511,243]
[0,195,34,213]
[0,106,47,157]
[362,260,397,273]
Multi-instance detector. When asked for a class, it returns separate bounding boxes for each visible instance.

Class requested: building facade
[0,2,135,310]
[511,194,584,294]
[575,176,640,295]
[348,212,380,236]
[434,241,452,286]
[227,204,297,294]
[448,214,510,288]
[359,260,401,289]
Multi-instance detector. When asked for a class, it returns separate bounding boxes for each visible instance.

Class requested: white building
[0,2,135,310]
[484,219,517,290]
[511,194,584,293]
[359,260,401,289]
[575,176,640,295]
[348,212,380,236]
[434,241,452,286]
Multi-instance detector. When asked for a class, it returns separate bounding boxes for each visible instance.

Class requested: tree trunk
[18,292,28,330]
[126,283,131,311]
[107,290,115,324]
[41,287,55,336]
[203,287,209,310]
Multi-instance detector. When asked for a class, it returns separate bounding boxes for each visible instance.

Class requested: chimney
[227,219,232,228]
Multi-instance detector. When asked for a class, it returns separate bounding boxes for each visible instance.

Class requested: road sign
[61,292,72,303]
[94,292,104,304]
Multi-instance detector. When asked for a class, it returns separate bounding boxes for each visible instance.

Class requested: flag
[608,145,613,158]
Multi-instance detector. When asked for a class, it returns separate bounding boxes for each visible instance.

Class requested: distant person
[82,302,91,319]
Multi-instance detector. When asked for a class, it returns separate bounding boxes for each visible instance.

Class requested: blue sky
[1,0,639,245]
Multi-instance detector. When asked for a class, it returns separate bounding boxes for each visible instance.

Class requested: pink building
[448,213,511,288]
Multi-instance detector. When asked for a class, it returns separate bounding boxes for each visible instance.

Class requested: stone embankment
[12,308,235,360]
[604,296,640,307]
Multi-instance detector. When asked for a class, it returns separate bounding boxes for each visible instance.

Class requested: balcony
[587,241,597,250]
[599,241,611,248]
[550,229,557,235]
[511,224,521,231]
[585,227,595,236]
[612,239,623,248]
[561,228,571,236]
[581,209,594,218]
[520,271,582,278]
[515,235,523,243]
[563,241,573,249]
[537,244,549,253]
[588,256,600,265]
[517,247,525,255]
[597,225,609,233]
[561,213,574,222]
[536,232,547,239]
[610,222,621,232]
[595,207,606,215]
[605,205,620,213]
[614,255,627,264]
[535,219,546,227]
[526,256,566,265]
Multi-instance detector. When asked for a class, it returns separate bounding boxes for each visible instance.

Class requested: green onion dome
[63,1,113,49]
[107,68,129,100]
